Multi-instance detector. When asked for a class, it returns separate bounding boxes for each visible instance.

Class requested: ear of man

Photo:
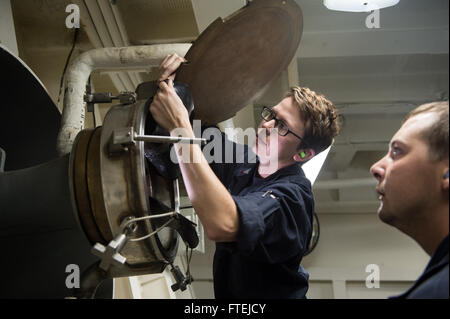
[293,149,315,163]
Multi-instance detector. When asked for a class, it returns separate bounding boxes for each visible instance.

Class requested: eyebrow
[390,140,408,150]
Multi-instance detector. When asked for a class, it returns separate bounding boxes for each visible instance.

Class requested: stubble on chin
[378,205,396,226]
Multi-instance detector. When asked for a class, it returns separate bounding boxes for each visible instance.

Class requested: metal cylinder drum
[71,99,179,273]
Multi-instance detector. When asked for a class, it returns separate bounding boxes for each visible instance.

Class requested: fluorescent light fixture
[302,145,332,186]
[324,0,400,12]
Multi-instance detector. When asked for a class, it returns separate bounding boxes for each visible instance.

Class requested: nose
[370,156,386,183]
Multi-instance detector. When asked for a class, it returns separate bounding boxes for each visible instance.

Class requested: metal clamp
[109,127,208,154]
[91,233,129,272]
[91,217,137,272]
[84,91,137,112]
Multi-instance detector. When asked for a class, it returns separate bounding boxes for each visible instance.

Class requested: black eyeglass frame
[260,106,307,146]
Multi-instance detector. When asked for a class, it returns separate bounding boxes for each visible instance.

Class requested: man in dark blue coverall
[150,53,340,299]
[371,101,449,299]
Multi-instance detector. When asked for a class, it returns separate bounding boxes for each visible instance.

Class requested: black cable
[185,245,194,280]
[57,28,80,107]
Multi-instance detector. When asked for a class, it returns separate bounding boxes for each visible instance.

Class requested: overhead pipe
[56,44,192,155]
[82,0,135,91]
[96,0,142,88]
[109,1,131,46]
[107,0,144,86]
[75,0,134,91]
[74,0,127,93]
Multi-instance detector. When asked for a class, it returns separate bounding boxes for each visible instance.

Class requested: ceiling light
[323,0,400,12]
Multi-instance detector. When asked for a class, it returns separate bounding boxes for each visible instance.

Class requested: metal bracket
[84,91,137,113]
[85,91,137,106]
[109,127,136,154]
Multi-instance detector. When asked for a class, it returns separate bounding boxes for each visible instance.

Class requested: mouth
[376,188,385,201]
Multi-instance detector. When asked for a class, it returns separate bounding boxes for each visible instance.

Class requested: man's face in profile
[253,97,307,171]
[370,112,444,229]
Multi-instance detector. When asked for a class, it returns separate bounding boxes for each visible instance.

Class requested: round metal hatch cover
[176,0,303,126]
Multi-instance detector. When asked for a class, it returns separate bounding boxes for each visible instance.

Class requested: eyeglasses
[261,106,305,143]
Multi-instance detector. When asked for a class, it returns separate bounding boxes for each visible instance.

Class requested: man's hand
[149,53,191,133]
[158,53,187,82]
[150,79,191,134]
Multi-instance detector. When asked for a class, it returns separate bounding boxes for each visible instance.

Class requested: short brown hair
[286,87,340,154]
[403,101,449,162]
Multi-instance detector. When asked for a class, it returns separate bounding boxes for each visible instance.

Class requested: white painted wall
[302,213,429,299]
[113,255,197,299]
[190,237,216,299]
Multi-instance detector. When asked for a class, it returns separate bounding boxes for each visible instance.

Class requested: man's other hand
[158,53,187,82]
